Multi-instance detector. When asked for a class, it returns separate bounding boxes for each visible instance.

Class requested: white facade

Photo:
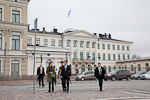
[27,29,133,75]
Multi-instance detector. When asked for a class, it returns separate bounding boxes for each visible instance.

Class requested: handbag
[51,74,55,78]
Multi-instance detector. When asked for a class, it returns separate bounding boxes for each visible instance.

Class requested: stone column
[77,40,80,60]
[95,42,98,63]
[84,40,86,59]
[90,41,92,60]
[71,40,74,61]
[63,39,66,48]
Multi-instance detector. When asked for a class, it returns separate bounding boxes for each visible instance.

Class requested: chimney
[109,33,111,39]
[43,27,45,32]
[104,33,107,38]
[93,33,97,36]
[53,29,57,33]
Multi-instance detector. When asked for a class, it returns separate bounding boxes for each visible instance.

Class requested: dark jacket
[94,66,106,79]
[46,66,55,82]
[37,67,45,76]
[61,65,71,79]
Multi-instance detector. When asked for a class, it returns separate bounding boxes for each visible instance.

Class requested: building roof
[28,29,62,35]
[117,59,150,63]
[99,38,133,43]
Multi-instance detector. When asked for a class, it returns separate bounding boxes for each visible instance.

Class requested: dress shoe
[48,90,51,93]
[39,85,41,87]
[42,85,45,87]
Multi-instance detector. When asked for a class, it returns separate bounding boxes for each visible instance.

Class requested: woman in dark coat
[46,62,55,92]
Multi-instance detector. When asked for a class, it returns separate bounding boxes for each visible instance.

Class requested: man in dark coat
[61,60,71,93]
[94,63,106,91]
[37,64,45,87]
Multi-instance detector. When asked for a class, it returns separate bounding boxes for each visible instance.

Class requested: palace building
[1,0,149,81]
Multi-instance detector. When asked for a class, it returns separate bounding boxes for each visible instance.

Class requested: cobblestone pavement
[0,79,150,100]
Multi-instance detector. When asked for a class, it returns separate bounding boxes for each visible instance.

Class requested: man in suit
[37,64,45,87]
[94,63,106,91]
[61,60,71,93]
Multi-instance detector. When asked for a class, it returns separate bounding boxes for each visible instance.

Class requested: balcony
[73,58,95,63]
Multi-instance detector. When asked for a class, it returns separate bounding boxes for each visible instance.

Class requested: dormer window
[0,8,2,21]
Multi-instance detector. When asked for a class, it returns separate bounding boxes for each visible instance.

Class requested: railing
[73,58,95,63]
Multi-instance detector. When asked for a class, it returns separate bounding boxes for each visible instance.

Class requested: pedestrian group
[37,60,106,93]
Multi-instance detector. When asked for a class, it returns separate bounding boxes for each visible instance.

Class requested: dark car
[107,69,131,81]
[131,72,146,80]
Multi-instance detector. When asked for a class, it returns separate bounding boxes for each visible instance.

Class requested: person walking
[46,62,55,93]
[94,63,106,91]
[37,64,45,87]
[58,61,64,89]
[61,60,71,93]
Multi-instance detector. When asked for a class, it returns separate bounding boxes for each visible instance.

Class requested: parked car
[131,72,146,80]
[107,69,131,81]
[75,71,95,81]
[141,71,150,80]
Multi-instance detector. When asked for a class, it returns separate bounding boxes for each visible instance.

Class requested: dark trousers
[98,76,103,90]
[49,82,54,92]
[62,76,69,91]
[39,74,44,86]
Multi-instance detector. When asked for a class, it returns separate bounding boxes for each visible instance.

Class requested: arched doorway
[88,65,92,71]
[46,59,52,67]
[81,64,85,72]
[146,63,150,72]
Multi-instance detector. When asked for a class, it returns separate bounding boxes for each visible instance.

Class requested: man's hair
[60,61,64,63]
[98,63,101,65]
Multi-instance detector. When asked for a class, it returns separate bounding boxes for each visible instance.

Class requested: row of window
[102,44,129,51]
[28,37,62,46]
[27,38,130,51]
[0,8,20,22]
[73,52,130,61]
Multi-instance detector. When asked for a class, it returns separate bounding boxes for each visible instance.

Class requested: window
[128,55,130,60]
[73,41,76,47]
[123,54,125,60]
[98,43,100,49]
[44,39,48,45]
[119,65,121,69]
[125,65,127,69]
[118,54,120,61]
[131,65,134,71]
[92,53,95,60]
[58,40,62,46]
[92,42,95,48]
[12,35,20,50]
[51,39,55,46]
[74,52,77,59]
[27,37,32,45]
[113,54,116,60]
[122,45,125,51]
[80,42,83,47]
[88,65,92,71]
[12,10,20,23]
[108,54,111,60]
[114,66,116,70]
[113,44,115,50]
[98,53,100,60]
[0,34,2,49]
[80,52,83,60]
[103,53,105,60]
[36,38,40,45]
[86,52,89,59]
[0,60,1,73]
[102,44,105,49]
[107,44,110,50]
[86,42,89,48]
[117,45,120,50]
[46,59,52,67]
[138,64,141,71]
[109,66,111,72]
[67,40,70,47]
[75,64,79,74]
[127,46,129,51]
[146,63,150,72]
[0,8,2,21]
[81,64,85,72]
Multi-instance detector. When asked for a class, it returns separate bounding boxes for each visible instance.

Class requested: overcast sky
[28,0,150,57]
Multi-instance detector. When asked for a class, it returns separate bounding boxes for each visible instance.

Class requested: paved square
[0,79,150,100]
